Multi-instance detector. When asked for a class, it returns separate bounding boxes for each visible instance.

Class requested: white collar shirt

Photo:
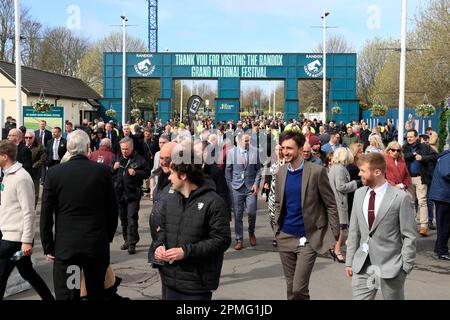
[53,138,60,160]
[362,181,389,225]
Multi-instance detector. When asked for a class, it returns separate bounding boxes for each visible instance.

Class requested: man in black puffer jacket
[152,148,231,300]
[112,137,150,254]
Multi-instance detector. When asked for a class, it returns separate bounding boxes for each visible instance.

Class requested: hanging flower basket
[33,90,53,113]
[370,103,388,117]
[105,108,116,118]
[359,102,369,111]
[131,108,141,119]
[33,98,52,113]
[331,106,341,114]
[415,104,435,118]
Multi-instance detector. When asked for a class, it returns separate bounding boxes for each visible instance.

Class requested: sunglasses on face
[25,137,33,139]
[391,149,401,152]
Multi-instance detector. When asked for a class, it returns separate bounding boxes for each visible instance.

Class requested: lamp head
[120,15,126,20]
[321,12,330,18]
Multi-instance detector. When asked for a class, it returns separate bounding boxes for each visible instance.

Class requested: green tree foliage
[358,0,449,109]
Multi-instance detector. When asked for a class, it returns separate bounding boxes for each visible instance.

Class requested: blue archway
[100,52,358,123]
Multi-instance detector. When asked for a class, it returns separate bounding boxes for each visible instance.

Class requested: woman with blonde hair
[328,147,362,263]
[365,133,385,153]
[384,141,411,191]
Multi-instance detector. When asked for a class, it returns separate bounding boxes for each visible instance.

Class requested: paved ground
[6,196,450,300]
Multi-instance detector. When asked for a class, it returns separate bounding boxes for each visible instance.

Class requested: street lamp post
[321,11,330,124]
[121,15,127,126]
[398,0,407,145]
[15,0,22,126]
[180,80,183,121]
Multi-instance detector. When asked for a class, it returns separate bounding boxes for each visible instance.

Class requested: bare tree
[36,27,90,76]
[314,34,355,54]
[78,32,147,94]
[21,18,42,67]
[0,0,32,62]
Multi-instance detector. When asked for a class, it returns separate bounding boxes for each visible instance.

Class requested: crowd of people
[0,113,448,301]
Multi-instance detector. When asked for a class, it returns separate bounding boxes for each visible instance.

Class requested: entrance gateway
[100,52,358,123]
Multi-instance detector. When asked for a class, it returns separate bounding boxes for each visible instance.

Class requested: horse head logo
[134,58,155,76]
[137,59,152,73]
[304,59,323,78]
[307,60,322,73]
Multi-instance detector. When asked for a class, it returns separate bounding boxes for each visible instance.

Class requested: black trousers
[434,201,450,256]
[0,239,54,300]
[118,198,140,245]
[163,284,212,300]
[53,257,109,301]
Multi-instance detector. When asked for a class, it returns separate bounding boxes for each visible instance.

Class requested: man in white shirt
[345,152,417,300]
[46,127,67,168]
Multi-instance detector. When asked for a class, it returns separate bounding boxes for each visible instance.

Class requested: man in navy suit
[226,133,262,250]
[34,120,52,148]
[46,127,67,168]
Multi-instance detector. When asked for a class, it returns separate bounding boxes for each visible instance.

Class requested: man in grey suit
[226,133,262,250]
[345,152,417,300]
[269,130,340,300]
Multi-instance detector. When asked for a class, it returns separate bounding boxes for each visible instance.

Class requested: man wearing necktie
[35,120,52,183]
[34,120,52,148]
[46,127,67,168]
[345,153,417,300]
[226,133,262,250]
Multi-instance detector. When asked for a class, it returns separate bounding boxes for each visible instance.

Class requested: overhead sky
[21,0,427,52]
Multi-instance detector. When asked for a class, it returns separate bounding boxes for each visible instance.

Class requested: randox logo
[134,56,156,76]
[304,59,323,78]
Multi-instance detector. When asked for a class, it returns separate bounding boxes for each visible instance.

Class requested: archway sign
[100,52,358,124]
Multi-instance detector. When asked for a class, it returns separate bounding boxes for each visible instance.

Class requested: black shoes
[428,221,436,230]
[329,249,345,263]
[438,254,450,261]
[120,242,129,251]
[128,244,136,255]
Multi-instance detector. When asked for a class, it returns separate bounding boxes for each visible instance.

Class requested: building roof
[0,60,101,101]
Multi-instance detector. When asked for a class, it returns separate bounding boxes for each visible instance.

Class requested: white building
[0,60,101,127]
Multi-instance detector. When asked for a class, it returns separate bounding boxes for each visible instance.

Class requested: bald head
[160,141,178,173]
[303,142,312,160]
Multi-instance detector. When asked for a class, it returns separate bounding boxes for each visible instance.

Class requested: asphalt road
[6,196,450,300]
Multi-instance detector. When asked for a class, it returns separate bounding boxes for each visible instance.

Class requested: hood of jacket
[3,161,23,177]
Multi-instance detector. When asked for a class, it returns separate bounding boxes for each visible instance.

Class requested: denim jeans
[232,185,257,242]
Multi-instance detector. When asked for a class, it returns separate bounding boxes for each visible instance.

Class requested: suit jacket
[34,129,52,149]
[40,155,118,260]
[225,146,262,191]
[345,184,417,279]
[46,138,67,166]
[268,161,340,254]
[105,130,119,153]
[17,142,32,174]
